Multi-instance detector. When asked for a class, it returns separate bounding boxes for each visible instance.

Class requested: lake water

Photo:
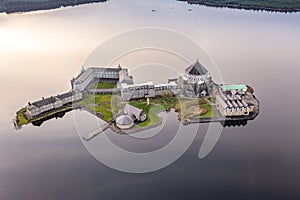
[1,0,300,199]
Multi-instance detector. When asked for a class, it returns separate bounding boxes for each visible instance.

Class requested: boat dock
[83,122,112,141]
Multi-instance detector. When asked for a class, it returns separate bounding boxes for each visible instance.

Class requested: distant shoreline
[0,0,107,14]
[1,0,300,14]
[178,0,300,13]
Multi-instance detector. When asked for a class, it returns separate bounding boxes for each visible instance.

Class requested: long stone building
[71,65,133,92]
[26,90,83,119]
[119,60,214,101]
[120,81,178,101]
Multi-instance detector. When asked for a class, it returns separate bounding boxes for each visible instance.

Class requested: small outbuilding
[124,104,147,122]
[116,115,134,130]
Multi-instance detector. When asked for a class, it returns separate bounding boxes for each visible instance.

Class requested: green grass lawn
[207,97,216,103]
[151,97,178,110]
[129,97,218,126]
[129,101,165,127]
[130,97,218,126]
[16,94,218,127]
[197,104,216,118]
[94,82,116,89]
[77,94,112,106]
[198,98,207,105]
[95,94,112,103]
[77,94,113,122]
[16,108,29,126]
[128,97,179,127]
[16,105,74,126]
[94,106,113,122]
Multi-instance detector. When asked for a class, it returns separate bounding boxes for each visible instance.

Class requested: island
[178,0,300,13]
[13,60,260,141]
[0,0,107,14]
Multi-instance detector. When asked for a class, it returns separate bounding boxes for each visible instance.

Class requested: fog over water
[0,0,300,199]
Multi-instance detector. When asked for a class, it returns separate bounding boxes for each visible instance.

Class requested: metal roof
[154,82,177,88]
[74,67,121,84]
[116,115,133,125]
[220,84,247,91]
[75,68,94,84]
[237,100,243,107]
[122,82,154,89]
[32,97,56,107]
[241,100,249,107]
[57,91,74,100]
[227,101,233,108]
[124,104,143,118]
[185,60,208,75]
[232,101,239,108]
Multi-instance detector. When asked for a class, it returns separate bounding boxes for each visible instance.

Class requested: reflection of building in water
[177,60,213,97]
[25,90,83,119]
[215,84,255,116]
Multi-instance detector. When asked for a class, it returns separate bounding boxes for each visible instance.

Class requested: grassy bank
[129,97,178,127]
[129,102,164,127]
[16,108,29,126]
[16,105,74,126]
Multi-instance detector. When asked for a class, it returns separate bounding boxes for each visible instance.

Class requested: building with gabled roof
[26,90,83,119]
[71,65,133,92]
[216,88,251,117]
[178,60,213,97]
[124,104,147,122]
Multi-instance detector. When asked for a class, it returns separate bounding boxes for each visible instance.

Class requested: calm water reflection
[1,0,300,199]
